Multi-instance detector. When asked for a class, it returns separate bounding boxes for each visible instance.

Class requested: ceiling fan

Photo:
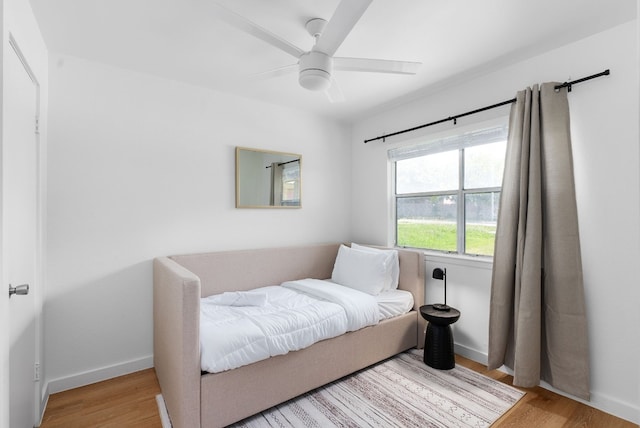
[211,0,421,102]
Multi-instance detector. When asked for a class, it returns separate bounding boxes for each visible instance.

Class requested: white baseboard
[574,389,639,425]
[454,343,488,366]
[453,344,640,425]
[45,355,154,395]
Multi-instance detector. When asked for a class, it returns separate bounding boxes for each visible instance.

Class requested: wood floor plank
[40,368,161,428]
[39,358,637,427]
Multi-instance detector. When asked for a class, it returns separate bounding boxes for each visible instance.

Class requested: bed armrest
[396,248,426,348]
[153,257,201,428]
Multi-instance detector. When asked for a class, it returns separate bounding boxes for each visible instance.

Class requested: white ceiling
[29,0,636,121]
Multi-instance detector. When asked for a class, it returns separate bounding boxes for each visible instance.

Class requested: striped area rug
[231,350,524,428]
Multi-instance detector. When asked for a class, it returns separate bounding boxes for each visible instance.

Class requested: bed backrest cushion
[170,243,340,297]
[169,243,424,312]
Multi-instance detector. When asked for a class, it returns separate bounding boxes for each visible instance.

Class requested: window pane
[464,141,507,189]
[465,192,500,256]
[281,163,300,205]
[396,150,458,194]
[397,195,457,251]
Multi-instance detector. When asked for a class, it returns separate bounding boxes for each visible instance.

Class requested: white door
[5,38,39,428]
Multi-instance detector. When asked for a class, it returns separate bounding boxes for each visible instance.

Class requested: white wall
[44,55,352,392]
[351,21,640,423]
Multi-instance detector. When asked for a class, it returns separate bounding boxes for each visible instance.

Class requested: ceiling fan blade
[249,64,298,80]
[210,2,305,59]
[315,0,372,57]
[334,57,421,75]
[325,78,345,103]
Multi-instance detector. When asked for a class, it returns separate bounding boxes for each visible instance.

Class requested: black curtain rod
[265,158,300,168]
[364,69,610,144]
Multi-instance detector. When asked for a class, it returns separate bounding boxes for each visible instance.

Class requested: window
[280,161,300,206]
[390,123,508,256]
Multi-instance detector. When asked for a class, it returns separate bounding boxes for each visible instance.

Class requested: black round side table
[420,305,461,370]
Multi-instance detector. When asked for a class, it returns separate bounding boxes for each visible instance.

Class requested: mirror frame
[235,146,302,209]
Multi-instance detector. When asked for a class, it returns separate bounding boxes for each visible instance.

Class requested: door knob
[8,284,29,298]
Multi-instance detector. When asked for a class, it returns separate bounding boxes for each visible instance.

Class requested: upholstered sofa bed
[153,243,425,428]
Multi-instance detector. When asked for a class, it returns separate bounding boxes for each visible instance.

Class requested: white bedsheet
[199,280,381,373]
[376,289,414,320]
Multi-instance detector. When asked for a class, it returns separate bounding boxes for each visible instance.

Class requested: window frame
[390,120,508,257]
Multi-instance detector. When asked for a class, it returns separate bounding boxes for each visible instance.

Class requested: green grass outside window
[397,222,496,256]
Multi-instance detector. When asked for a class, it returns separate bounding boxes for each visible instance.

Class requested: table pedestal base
[424,323,455,370]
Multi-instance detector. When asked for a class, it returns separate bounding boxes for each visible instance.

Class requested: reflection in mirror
[236,147,301,208]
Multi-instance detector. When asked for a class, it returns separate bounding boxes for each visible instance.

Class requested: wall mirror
[236,147,301,208]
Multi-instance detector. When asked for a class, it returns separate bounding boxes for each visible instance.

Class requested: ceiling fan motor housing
[299,51,333,91]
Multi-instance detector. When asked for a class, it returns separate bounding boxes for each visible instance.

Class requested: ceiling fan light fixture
[299,69,331,91]
[298,51,332,91]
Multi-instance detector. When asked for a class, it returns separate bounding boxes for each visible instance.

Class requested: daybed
[153,243,425,428]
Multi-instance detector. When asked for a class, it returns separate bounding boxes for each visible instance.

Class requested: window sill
[397,247,493,270]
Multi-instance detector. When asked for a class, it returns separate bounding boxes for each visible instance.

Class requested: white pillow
[351,243,400,291]
[331,245,389,295]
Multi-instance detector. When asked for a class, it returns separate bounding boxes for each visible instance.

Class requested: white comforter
[199,279,380,373]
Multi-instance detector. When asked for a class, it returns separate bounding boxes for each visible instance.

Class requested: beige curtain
[488,82,590,400]
[269,162,283,206]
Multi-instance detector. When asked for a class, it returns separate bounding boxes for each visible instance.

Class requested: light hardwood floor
[40,356,637,428]
[40,368,162,428]
[456,355,638,428]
